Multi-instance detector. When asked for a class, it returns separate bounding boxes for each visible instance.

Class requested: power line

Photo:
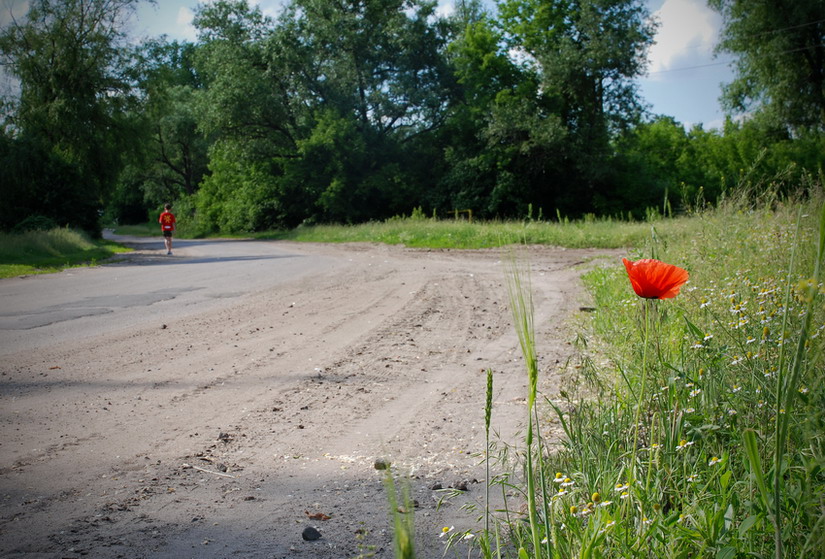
[646,58,733,75]
[729,17,825,40]
[648,41,825,76]
[647,16,825,75]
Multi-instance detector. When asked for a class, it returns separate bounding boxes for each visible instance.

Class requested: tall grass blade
[485,368,493,538]
[772,201,825,559]
[385,472,416,559]
[742,429,771,518]
[506,252,543,557]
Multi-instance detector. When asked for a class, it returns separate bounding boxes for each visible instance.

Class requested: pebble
[302,526,322,541]
[452,480,469,491]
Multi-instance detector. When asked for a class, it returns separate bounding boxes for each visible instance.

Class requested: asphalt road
[0,233,337,355]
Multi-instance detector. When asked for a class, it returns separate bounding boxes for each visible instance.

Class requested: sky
[1,0,737,130]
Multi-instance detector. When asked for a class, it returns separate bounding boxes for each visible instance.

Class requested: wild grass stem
[485,368,493,539]
[506,254,544,557]
[772,201,825,559]
[630,299,652,486]
[385,473,416,559]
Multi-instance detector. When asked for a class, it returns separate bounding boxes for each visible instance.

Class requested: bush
[12,215,59,233]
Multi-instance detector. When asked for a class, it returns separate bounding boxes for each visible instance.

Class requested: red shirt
[159,211,176,231]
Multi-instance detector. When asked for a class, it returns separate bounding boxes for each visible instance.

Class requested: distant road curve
[0,233,338,355]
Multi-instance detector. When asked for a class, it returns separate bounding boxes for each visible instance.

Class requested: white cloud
[250,0,286,20]
[648,0,720,75]
[176,6,193,26]
[174,6,197,41]
[435,0,456,18]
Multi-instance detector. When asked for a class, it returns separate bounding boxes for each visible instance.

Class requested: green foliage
[709,0,825,131]
[5,0,825,235]
[265,212,658,249]
[616,116,825,210]
[0,134,101,233]
[384,473,417,559]
[0,0,143,235]
[194,141,287,233]
[132,39,209,205]
[542,188,825,557]
[12,215,59,233]
[0,227,129,278]
[183,0,456,228]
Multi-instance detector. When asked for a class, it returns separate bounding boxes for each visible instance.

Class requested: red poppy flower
[622,258,689,299]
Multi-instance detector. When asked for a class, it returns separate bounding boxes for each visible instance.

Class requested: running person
[158,204,176,255]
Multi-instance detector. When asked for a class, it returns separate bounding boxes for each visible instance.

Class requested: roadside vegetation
[259,210,666,250]
[0,228,129,279]
[431,184,825,559]
[113,209,664,250]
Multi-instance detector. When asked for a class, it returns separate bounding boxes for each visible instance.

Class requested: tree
[272,0,454,222]
[190,0,455,230]
[136,40,208,203]
[709,0,825,131]
[0,0,143,233]
[435,12,536,216]
[448,0,655,216]
[190,0,303,232]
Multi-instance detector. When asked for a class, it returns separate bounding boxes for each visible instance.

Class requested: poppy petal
[623,258,689,299]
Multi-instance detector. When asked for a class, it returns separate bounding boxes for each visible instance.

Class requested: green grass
[0,228,131,279]
[112,212,671,249]
[258,215,662,249]
[428,186,824,559]
[109,223,158,237]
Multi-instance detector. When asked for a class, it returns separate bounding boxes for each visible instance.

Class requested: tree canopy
[1,0,822,234]
[709,0,825,132]
[0,0,142,233]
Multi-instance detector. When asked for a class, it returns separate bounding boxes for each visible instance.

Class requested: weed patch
[0,228,129,278]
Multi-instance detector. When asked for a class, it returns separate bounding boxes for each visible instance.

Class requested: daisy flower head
[676,439,694,451]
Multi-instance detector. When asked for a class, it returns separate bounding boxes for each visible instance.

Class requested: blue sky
[2,0,737,129]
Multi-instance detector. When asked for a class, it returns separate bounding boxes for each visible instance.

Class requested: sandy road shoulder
[0,242,616,558]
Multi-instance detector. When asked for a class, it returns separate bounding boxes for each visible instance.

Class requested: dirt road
[0,239,613,558]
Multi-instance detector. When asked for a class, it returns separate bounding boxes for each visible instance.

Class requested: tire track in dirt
[0,243,616,558]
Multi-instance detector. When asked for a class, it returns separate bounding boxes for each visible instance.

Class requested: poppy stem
[631,298,651,483]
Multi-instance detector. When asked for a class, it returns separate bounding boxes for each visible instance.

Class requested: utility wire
[646,15,825,75]
[648,42,825,76]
